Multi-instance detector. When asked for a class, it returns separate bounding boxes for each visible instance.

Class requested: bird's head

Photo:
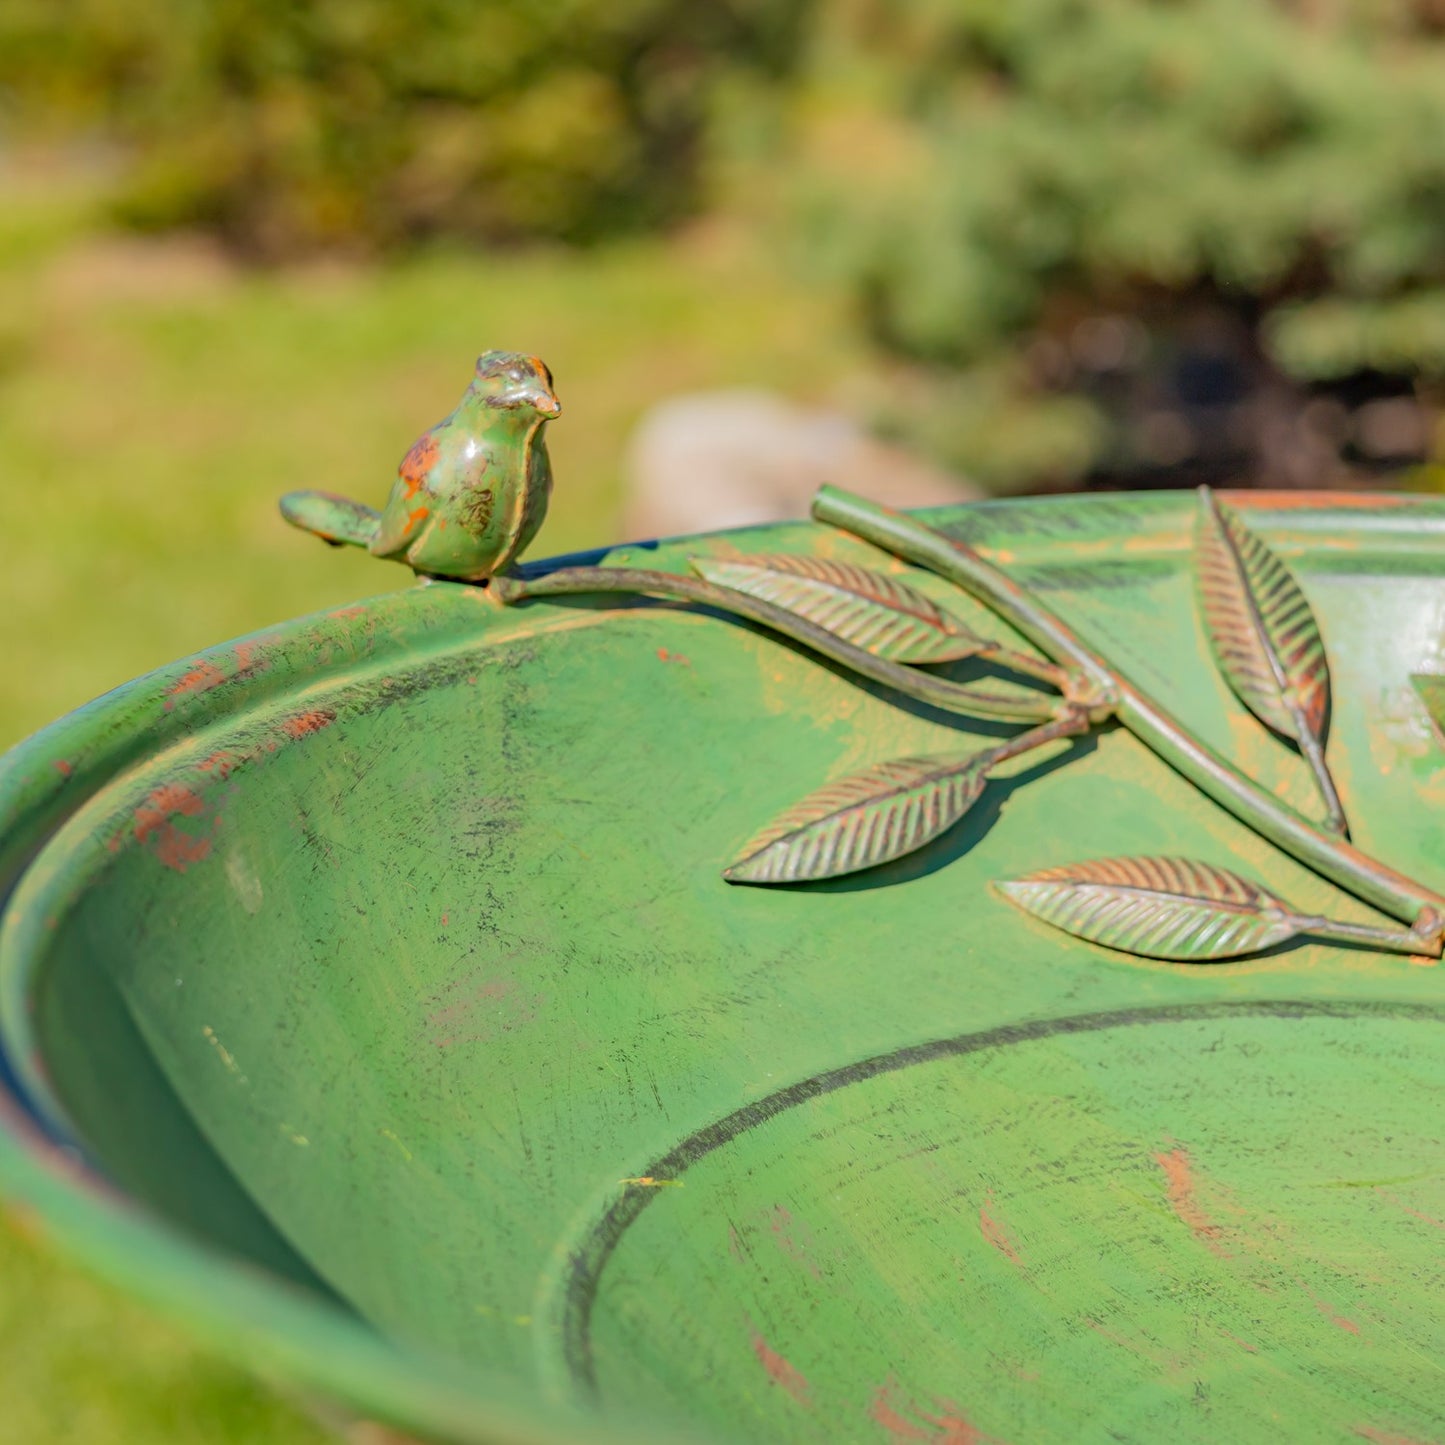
[470,351,561,419]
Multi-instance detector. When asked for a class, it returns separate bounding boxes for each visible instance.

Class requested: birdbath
[1,355,1444,1445]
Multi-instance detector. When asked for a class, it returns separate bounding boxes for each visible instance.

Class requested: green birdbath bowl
[3,489,1445,1445]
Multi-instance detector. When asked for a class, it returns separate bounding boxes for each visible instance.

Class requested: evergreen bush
[784,0,1445,488]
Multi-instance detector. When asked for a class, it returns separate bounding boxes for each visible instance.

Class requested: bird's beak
[531,388,561,418]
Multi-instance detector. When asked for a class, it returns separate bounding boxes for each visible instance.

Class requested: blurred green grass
[0,221,864,749]
[1,1218,333,1444]
[0,198,865,1439]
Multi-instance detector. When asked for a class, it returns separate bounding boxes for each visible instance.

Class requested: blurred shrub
[7,0,1445,491]
[0,0,807,256]
[785,0,1445,489]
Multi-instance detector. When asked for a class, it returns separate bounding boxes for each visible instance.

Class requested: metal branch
[494,566,1063,725]
[975,706,1092,775]
[975,641,1073,691]
[811,484,1445,938]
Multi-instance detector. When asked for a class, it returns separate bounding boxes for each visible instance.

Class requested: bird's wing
[369,484,432,558]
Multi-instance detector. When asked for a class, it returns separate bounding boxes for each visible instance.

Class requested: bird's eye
[509,369,524,383]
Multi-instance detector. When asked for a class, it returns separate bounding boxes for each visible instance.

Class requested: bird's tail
[279,490,381,549]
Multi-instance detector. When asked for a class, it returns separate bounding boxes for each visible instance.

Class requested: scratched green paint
[0,492,1443,1445]
[590,1009,1445,1443]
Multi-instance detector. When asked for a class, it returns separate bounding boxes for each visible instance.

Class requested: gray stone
[623,390,979,541]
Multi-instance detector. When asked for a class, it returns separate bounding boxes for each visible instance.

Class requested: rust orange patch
[657,647,692,665]
[1352,1427,1434,1445]
[978,1197,1022,1266]
[399,435,438,498]
[134,783,203,843]
[1156,1146,1227,1255]
[232,639,266,674]
[133,784,216,872]
[751,1333,810,1406]
[282,708,336,740]
[924,1405,998,1445]
[166,659,227,707]
[871,1379,931,1442]
[1228,490,1408,512]
[423,973,542,1050]
[197,750,241,781]
[1308,1292,1360,1334]
[164,639,271,711]
[428,977,511,1034]
[767,1205,821,1277]
[1294,1275,1364,1335]
[408,505,430,528]
[1376,1188,1445,1229]
[870,1379,1004,1444]
[52,759,72,778]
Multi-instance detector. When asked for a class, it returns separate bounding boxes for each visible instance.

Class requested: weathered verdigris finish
[280,351,559,582]
[1,492,1445,1444]
[1195,488,1344,835]
[502,485,1443,959]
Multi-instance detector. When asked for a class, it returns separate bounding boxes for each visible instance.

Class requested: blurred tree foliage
[0,0,805,255]
[785,0,1445,488]
[4,0,1445,490]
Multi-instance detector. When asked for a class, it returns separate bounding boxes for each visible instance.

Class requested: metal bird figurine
[279,351,560,582]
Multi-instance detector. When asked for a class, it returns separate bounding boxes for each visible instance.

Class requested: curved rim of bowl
[0,573,725,1445]
[2,490,1440,1443]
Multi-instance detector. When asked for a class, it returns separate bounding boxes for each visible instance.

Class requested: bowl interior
[5,494,1445,1444]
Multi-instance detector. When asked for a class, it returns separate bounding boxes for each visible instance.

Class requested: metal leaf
[1411,673,1445,743]
[996,855,1301,962]
[1195,489,1344,832]
[726,753,988,884]
[691,554,986,663]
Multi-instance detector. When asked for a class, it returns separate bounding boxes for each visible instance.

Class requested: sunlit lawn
[0,196,865,1440]
[1,1218,333,1444]
[0,218,866,748]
